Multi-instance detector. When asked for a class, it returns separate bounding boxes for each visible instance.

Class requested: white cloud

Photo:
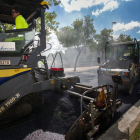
[92,0,119,16]
[137,30,140,34]
[112,21,140,31]
[122,0,132,1]
[60,0,115,13]
[92,9,100,16]
[60,0,132,16]
[113,34,119,40]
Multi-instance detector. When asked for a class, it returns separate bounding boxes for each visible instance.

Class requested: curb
[98,99,140,140]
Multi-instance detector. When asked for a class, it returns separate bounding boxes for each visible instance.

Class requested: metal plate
[0,60,11,65]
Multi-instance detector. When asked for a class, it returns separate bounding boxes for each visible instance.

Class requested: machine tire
[0,103,33,126]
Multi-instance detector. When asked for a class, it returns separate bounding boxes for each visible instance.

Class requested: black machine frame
[0,3,47,68]
[0,2,122,139]
[0,0,80,118]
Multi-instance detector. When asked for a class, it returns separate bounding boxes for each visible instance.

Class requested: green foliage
[129,123,140,140]
[36,12,59,35]
[56,15,96,51]
[93,28,113,56]
[56,15,96,72]
[0,23,14,32]
[83,15,96,45]
[0,0,60,35]
[4,24,14,30]
[116,34,133,42]
[36,0,60,35]
[45,0,61,6]
[56,26,75,47]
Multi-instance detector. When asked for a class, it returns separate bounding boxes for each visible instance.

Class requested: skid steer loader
[0,0,122,139]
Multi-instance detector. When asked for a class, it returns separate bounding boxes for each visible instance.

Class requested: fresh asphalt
[0,67,139,140]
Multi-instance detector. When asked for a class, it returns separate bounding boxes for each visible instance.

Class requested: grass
[129,123,140,140]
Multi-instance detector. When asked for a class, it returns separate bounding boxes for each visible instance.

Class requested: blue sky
[46,0,140,54]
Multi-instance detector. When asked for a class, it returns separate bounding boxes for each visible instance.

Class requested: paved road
[0,66,139,140]
[65,66,99,87]
[64,66,99,73]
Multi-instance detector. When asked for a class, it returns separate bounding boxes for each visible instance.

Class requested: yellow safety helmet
[40,1,49,9]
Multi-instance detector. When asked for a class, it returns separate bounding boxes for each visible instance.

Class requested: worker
[11,7,29,29]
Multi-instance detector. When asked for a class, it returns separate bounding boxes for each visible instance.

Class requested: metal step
[75,83,92,88]
[74,85,92,94]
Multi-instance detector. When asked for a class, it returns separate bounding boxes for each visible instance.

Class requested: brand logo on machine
[0,42,15,51]
[0,45,4,50]
[0,60,11,65]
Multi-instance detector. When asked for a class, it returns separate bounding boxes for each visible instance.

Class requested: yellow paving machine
[0,1,122,139]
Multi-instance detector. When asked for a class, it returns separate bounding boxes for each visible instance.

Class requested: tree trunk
[102,49,104,58]
[102,49,105,63]
[74,50,82,72]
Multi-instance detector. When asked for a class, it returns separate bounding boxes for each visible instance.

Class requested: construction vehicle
[0,0,80,125]
[0,0,122,139]
[97,40,140,94]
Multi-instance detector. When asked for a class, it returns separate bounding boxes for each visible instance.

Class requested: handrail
[46,53,55,67]
[80,84,113,116]
[41,43,52,53]
[50,52,63,68]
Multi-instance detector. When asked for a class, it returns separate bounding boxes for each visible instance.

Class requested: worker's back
[15,15,28,29]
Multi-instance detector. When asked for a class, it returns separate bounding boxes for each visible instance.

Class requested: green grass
[129,123,140,140]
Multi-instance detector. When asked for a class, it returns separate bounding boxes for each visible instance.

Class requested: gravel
[24,130,65,140]
[0,90,82,140]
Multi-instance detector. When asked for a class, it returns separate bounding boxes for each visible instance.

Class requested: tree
[56,15,96,72]
[0,23,15,32]
[116,34,133,42]
[94,28,113,58]
[36,0,61,34]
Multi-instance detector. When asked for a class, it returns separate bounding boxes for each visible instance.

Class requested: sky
[44,0,140,55]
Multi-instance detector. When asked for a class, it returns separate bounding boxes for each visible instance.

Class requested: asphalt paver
[0,69,139,140]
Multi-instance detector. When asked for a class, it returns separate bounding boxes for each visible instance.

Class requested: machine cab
[0,28,35,65]
[0,0,49,68]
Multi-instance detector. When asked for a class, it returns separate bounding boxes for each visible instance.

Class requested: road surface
[0,66,139,140]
